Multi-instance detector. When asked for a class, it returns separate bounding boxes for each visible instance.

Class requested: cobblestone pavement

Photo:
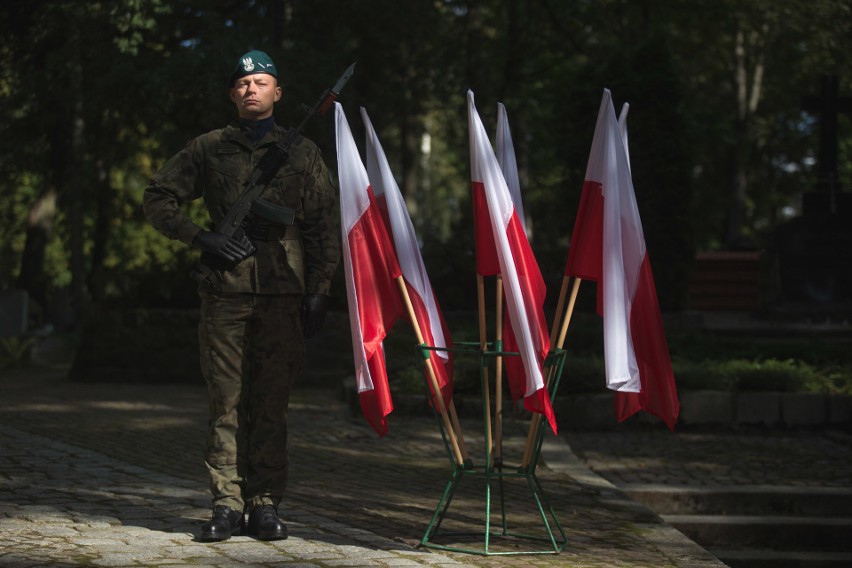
[0,367,724,567]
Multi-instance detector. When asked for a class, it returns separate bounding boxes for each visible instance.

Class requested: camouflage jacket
[143,124,340,295]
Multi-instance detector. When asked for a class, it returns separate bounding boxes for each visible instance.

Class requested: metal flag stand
[416,340,568,556]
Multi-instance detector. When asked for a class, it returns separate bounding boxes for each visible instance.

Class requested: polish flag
[335,103,403,436]
[360,107,454,407]
[468,90,556,433]
[495,102,541,401]
[565,89,678,429]
[618,102,631,170]
[496,102,526,232]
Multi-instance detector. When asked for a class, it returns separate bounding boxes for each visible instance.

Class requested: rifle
[190,62,356,290]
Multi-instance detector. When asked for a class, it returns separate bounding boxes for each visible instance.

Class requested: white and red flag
[618,102,631,170]
[360,107,454,407]
[468,90,556,433]
[564,89,679,429]
[335,102,403,437]
[495,102,544,401]
[496,102,526,232]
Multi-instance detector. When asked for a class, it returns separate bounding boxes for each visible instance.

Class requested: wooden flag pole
[549,275,570,346]
[437,386,468,462]
[493,276,504,463]
[556,278,582,349]
[476,274,494,456]
[395,276,466,466]
[520,277,582,467]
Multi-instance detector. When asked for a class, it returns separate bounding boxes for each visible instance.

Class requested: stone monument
[774,75,852,315]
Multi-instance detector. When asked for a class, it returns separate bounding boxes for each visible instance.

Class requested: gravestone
[774,76,852,313]
[0,290,28,337]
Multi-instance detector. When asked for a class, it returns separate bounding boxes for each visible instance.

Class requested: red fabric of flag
[472,183,500,276]
[616,256,679,428]
[336,103,403,436]
[500,212,550,410]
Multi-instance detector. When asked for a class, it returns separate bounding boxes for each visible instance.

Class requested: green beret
[228,49,278,87]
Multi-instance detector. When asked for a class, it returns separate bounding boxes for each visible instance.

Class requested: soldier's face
[230,74,282,120]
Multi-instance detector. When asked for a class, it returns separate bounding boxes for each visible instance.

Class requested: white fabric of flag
[587,90,644,392]
[360,107,450,363]
[496,102,526,232]
[468,90,556,432]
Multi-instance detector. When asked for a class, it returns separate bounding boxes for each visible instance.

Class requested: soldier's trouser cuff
[246,496,280,510]
[213,495,244,512]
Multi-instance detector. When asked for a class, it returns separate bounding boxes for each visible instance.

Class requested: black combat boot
[246,504,288,541]
[200,505,245,542]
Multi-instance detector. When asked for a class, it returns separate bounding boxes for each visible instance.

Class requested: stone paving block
[90,553,159,567]
[74,537,122,547]
[0,368,743,568]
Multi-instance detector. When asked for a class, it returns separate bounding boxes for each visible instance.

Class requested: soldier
[143,49,339,542]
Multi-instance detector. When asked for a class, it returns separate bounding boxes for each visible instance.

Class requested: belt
[243,224,300,242]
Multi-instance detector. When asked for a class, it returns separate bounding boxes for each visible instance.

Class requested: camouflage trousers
[198,289,304,512]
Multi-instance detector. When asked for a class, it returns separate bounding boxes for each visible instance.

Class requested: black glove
[301,294,329,338]
[192,230,255,263]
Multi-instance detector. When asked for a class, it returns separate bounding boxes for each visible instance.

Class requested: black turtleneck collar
[239,116,276,146]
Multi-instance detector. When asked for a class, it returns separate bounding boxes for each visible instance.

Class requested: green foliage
[1,0,851,320]
[0,174,40,285]
[0,337,36,370]
[663,327,852,394]
[388,332,852,397]
[381,312,852,397]
[385,308,851,398]
[673,357,852,395]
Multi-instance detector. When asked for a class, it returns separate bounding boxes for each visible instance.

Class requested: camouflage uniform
[143,124,339,512]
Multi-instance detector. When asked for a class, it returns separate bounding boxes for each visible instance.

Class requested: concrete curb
[344,379,852,431]
[555,390,852,430]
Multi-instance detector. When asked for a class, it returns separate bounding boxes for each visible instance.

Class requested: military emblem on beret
[228,49,278,86]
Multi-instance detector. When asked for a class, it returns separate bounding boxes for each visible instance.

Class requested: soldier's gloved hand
[192,230,255,263]
[301,294,329,338]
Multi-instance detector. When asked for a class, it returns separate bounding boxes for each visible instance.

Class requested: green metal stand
[418,342,568,555]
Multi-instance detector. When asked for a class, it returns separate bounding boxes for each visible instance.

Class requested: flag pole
[476,274,494,456]
[556,278,582,349]
[396,276,466,466]
[448,400,469,463]
[521,277,582,467]
[549,275,570,345]
[493,276,504,463]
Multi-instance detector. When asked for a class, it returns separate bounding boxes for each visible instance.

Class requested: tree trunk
[87,159,110,302]
[725,23,767,248]
[67,18,88,319]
